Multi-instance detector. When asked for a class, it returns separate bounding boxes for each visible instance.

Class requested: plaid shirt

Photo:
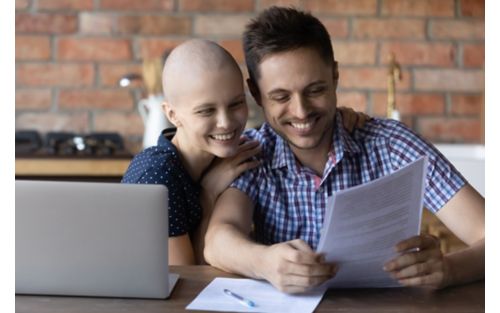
[232,112,466,250]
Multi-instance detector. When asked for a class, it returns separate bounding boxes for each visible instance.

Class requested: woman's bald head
[162,39,242,105]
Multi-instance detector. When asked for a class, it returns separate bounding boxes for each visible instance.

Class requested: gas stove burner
[15,131,131,158]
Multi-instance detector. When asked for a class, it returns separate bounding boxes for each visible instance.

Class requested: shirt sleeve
[386,120,466,213]
[121,147,189,237]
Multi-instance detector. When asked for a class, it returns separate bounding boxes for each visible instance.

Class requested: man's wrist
[441,254,456,288]
[248,244,269,280]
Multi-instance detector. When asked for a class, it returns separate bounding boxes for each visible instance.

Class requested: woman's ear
[162,101,181,128]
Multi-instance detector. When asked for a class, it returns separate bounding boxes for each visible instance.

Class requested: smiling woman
[122,39,262,265]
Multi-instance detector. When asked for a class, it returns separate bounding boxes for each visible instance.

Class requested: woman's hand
[200,137,261,208]
[337,106,371,133]
[383,234,452,289]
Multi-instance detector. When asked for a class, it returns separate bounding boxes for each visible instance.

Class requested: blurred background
[15,0,484,154]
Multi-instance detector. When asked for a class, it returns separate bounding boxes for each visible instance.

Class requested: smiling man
[204,7,485,293]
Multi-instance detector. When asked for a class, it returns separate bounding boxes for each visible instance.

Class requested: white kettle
[138,94,173,149]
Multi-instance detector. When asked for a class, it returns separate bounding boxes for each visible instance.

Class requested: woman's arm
[193,138,261,263]
[168,234,196,265]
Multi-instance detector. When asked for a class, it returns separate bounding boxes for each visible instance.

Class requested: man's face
[170,65,248,158]
[254,47,338,152]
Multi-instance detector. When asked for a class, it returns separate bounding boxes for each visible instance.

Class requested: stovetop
[15,130,132,158]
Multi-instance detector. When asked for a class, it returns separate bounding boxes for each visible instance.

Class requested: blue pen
[223,288,257,308]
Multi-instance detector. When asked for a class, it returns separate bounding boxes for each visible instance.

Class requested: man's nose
[290,95,309,119]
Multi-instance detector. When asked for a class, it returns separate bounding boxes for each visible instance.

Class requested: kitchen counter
[15,157,132,180]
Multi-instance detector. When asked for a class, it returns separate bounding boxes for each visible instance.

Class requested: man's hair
[243,6,335,84]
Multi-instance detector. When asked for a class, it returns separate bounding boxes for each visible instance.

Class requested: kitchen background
[15,0,484,154]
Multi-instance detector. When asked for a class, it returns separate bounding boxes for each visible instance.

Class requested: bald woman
[122,39,261,264]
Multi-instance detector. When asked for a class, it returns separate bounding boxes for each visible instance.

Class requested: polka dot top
[121,128,202,237]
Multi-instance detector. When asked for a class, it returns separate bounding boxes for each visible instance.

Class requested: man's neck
[289,129,334,177]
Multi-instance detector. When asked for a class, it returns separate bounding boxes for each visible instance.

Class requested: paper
[316,157,427,288]
[186,277,326,313]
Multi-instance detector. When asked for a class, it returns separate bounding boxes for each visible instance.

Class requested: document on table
[186,277,326,313]
[316,157,427,288]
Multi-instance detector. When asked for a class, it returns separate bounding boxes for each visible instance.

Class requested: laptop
[16,180,179,299]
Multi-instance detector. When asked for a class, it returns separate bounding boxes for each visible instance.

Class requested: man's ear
[332,61,339,89]
[246,78,262,107]
[162,101,181,128]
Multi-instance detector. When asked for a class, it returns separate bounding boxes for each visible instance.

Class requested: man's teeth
[211,132,235,141]
[291,121,314,129]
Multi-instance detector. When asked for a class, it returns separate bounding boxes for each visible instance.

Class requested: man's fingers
[397,271,444,288]
[288,239,314,253]
[283,261,336,277]
[280,240,323,264]
[390,261,438,280]
[384,249,439,271]
[395,235,440,252]
[282,273,333,289]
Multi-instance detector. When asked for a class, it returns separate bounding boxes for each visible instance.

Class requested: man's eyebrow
[305,80,328,88]
[267,89,289,97]
[267,80,328,96]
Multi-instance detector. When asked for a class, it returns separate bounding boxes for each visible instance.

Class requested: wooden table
[15,157,131,182]
[16,266,484,313]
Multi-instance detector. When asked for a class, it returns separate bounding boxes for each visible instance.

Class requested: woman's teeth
[210,131,235,141]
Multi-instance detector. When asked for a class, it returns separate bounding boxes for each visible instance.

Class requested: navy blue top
[121,128,202,237]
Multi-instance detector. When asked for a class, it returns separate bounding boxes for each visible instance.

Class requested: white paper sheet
[186,278,326,313]
[316,157,427,288]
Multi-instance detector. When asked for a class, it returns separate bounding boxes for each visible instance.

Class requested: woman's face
[167,65,248,158]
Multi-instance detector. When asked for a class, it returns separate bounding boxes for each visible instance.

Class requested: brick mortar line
[445,93,453,115]
[457,42,464,68]
[51,87,58,112]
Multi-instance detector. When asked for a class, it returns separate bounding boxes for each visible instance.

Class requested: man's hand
[383,234,451,289]
[337,106,371,133]
[200,138,261,207]
[259,239,337,293]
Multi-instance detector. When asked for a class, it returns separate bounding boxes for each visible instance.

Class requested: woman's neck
[171,134,214,182]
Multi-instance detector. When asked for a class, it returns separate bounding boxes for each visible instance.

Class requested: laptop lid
[16,180,178,299]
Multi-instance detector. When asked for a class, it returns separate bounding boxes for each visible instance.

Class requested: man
[204,7,484,293]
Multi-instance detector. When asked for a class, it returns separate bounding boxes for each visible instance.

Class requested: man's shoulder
[354,117,419,144]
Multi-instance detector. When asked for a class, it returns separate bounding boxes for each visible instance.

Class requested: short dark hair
[243,6,335,84]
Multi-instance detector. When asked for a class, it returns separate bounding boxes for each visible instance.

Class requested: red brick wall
[15,0,485,153]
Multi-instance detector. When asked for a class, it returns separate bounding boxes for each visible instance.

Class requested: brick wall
[15,0,485,154]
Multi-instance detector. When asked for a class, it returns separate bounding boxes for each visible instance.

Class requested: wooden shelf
[15,158,131,177]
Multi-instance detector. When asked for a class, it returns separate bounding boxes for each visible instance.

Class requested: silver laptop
[16,180,179,299]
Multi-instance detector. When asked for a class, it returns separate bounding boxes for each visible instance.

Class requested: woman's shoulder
[122,143,181,184]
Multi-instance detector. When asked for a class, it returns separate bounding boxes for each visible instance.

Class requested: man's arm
[384,184,484,288]
[435,184,484,285]
[204,187,337,293]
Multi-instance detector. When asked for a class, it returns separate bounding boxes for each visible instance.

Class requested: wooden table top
[15,158,131,177]
[15,266,484,313]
